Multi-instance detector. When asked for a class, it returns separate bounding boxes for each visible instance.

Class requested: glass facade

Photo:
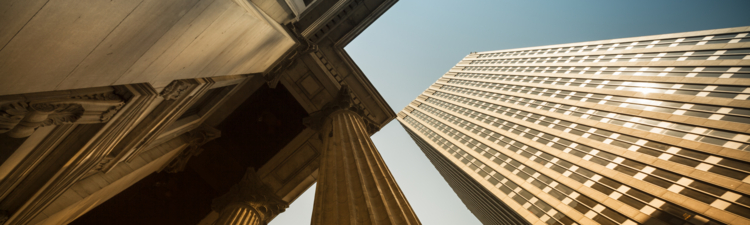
[399,27,750,225]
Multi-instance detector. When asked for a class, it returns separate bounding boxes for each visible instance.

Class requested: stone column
[305,86,421,225]
[211,168,288,225]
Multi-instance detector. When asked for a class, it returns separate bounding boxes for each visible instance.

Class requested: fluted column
[305,86,420,225]
[211,168,288,225]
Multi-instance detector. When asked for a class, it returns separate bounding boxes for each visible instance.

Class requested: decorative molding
[101,75,245,173]
[309,49,376,123]
[212,168,288,224]
[0,102,28,134]
[1,83,158,225]
[305,0,363,43]
[39,104,84,127]
[100,104,123,122]
[333,0,396,47]
[311,50,343,85]
[265,23,318,89]
[160,80,190,100]
[70,92,123,101]
[302,85,379,134]
[163,126,221,173]
[300,0,349,38]
[1,89,127,138]
[102,79,209,173]
[0,125,77,204]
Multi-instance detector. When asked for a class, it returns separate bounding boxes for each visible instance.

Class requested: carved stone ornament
[100,104,123,122]
[1,91,125,138]
[164,127,221,173]
[3,102,85,138]
[0,102,29,134]
[159,80,190,100]
[41,104,86,126]
[211,168,288,224]
[302,85,379,134]
[70,92,122,101]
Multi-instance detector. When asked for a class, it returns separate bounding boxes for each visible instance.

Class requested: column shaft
[214,204,262,225]
[311,110,420,225]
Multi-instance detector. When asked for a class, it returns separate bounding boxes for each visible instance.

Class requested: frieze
[41,104,85,126]
[70,92,122,101]
[0,94,125,138]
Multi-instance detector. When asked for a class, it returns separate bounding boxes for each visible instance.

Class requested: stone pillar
[305,86,421,225]
[211,168,288,225]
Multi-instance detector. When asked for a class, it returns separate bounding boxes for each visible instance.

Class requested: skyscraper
[399,26,750,225]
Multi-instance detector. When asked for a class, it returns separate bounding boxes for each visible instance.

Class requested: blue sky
[273,1,750,224]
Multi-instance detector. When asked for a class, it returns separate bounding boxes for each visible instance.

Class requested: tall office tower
[399,26,750,225]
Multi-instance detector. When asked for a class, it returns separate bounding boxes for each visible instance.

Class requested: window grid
[471,49,750,65]
[429,91,750,177]
[462,66,750,79]
[404,115,635,225]
[435,86,750,151]
[456,72,750,100]
[406,108,722,225]
[445,79,750,125]
[414,97,750,218]
[476,33,750,58]
[403,116,578,225]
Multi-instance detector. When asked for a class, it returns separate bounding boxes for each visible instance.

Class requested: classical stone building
[0,0,420,224]
[400,27,750,225]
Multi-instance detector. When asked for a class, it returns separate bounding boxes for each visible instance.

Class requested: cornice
[334,0,399,47]
[332,48,396,128]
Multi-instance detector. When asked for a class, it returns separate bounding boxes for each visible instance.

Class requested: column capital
[302,85,379,134]
[211,168,288,224]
